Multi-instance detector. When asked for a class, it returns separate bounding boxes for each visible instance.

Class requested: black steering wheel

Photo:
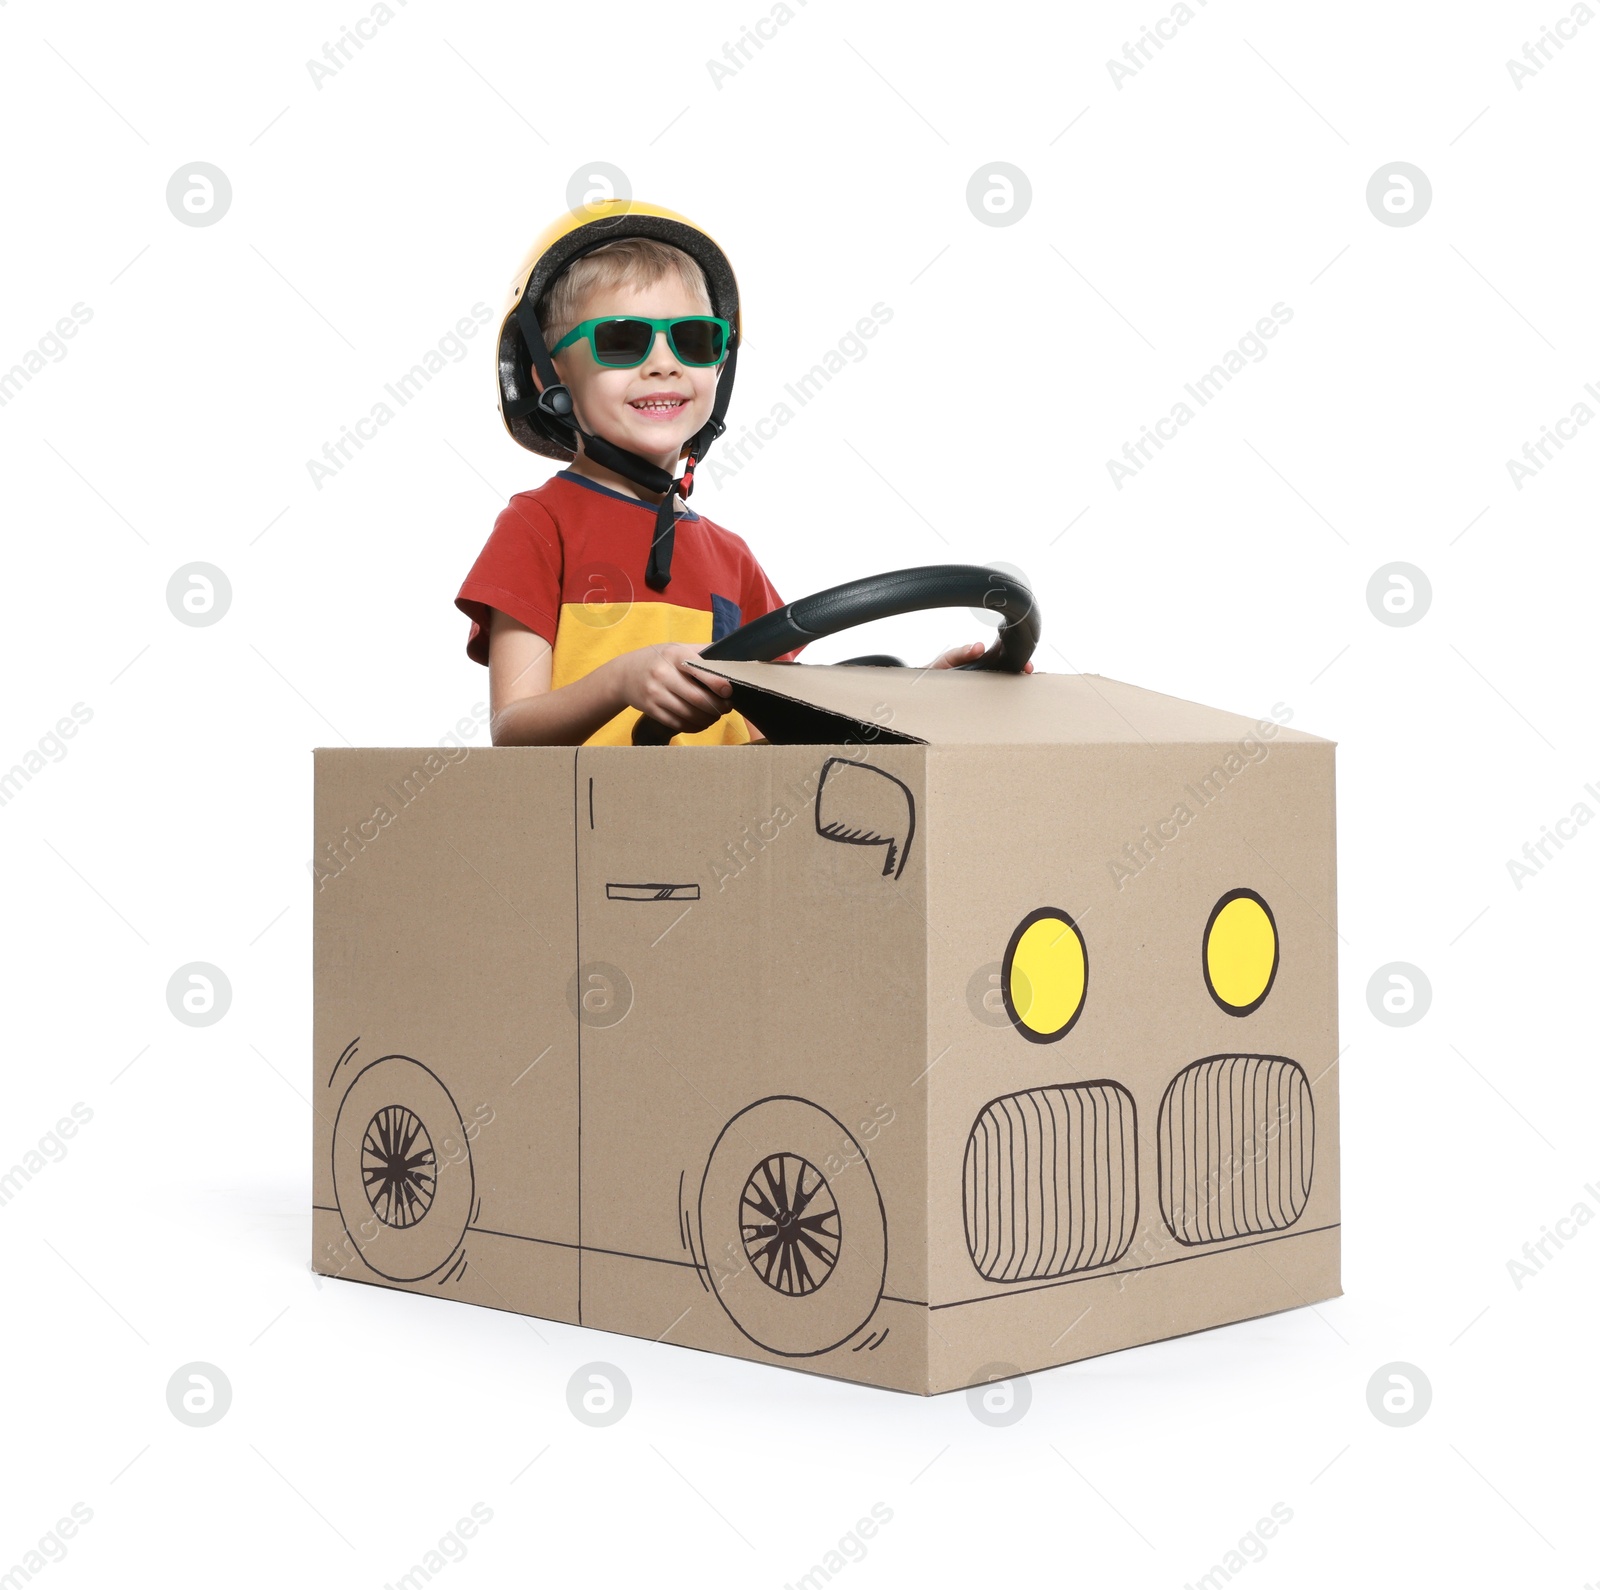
[632,563,1040,744]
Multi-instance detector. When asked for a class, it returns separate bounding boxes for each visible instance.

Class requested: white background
[2,0,1596,1585]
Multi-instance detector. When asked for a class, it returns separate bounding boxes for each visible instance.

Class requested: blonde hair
[537,239,711,348]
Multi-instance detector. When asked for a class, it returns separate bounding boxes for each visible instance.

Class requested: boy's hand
[927,640,1035,673]
[614,642,735,734]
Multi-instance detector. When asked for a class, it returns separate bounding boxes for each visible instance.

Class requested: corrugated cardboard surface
[571,745,929,1384]
[313,669,1338,1393]
[314,743,934,1391]
[312,749,582,1323]
[920,738,1339,1391]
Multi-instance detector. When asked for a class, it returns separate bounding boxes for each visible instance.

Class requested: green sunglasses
[550,314,733,369]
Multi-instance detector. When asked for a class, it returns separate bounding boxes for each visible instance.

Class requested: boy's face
[548,277,722,472]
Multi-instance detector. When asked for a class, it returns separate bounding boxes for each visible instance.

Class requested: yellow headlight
[1203,889,1278,1014]
[1002,908,1087,1042]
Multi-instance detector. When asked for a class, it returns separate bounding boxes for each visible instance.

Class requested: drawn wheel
[701,1097,885,1357]
[332,1056,473,1283]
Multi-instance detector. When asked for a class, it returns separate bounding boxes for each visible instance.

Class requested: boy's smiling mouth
[628,391,690,419]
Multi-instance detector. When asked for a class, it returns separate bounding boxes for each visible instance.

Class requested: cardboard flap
[689,661,1333,747]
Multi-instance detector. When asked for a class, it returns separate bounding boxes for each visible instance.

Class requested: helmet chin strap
[545,390,705,592]
[515,296,730,591]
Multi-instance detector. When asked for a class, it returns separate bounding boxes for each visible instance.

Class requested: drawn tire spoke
[743,1187,779,1221]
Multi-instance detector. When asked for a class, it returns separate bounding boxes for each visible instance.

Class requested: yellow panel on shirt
[552,598,753,746]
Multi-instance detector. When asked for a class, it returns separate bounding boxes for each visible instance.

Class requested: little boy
[457,201,993,746]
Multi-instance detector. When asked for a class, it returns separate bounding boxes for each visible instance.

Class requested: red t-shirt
[456,470,800,746]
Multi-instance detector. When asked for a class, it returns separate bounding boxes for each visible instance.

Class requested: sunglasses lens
[592,319,654,365]
[670,319,725,365]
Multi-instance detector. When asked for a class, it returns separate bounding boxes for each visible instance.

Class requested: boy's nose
[642,330,682,376]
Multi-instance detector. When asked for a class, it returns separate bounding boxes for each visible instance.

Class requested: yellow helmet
[496,199,741,463]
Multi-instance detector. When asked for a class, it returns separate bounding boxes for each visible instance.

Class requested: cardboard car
[311,567,1339,1394]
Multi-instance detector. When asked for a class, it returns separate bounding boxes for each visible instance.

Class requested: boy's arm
[487,614,620,746]
[487,609,734,747]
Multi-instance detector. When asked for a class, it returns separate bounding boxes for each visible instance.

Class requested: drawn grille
[963,1082,1138,1282]
[1158,1055,1314,1244]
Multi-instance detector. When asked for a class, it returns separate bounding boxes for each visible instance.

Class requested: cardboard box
[312,663,1339,1394]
